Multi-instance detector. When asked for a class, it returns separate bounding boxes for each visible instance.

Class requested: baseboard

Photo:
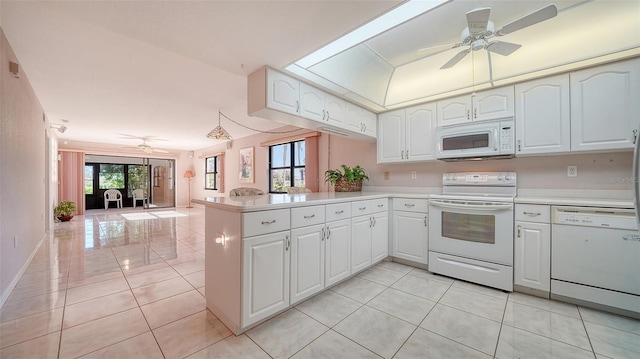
[0,235,46,308]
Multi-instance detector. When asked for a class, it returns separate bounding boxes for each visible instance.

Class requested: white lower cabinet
[325,219,351,287]
[351,215,373,273]
[393,211,428,264]
[290,224,325,305]
[514,204,551,292]
[242,230,291,326]
[371,212,389,262]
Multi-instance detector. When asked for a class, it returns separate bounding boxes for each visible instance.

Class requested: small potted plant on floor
[54,200,77,222]
[324,164,369,192]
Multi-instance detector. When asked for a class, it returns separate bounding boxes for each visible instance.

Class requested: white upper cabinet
[515,74,571,155]
[377,103,437,163]
[325,93,347,127]
[299,83,347,127]
[570,58,640,152]
[437,86,514,126]
[299,82,324,121]
[266,70,300,116]
[346,102,377,138]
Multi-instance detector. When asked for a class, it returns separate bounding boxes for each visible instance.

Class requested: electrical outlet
[411,171,417,179]
[567,166,577,177]
[384,171,389,180]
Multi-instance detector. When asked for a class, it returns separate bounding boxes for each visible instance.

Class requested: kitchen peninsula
[194,192,428,334]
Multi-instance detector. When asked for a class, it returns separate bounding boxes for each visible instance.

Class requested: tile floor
[1,207,639,358]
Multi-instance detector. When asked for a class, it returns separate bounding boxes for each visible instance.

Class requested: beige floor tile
[6,278,68,301]
[439,287,506,322]
[291,330,380,358]
[496,325,594,359]
[0,308,63,349]
[184,270,205,288]
[357,266,406,286]
[391,274,451,302]
[77,331,163,359]
[0,331,60,359]
[247,309,328,359]
[296,290,362,327]
[171,258,205,276]
[59,308,149,358]
[367,288,435,325]
[125,266,180,288]
[407,267,455,285]
[330,277,387,304]
[140,290,205,328]
[120,257,169,276]
[186,334,270,359]
[584,321,640,359]
[132,276,194,305]
[0,290,66,322]
[508,292,580,319]
[153,310,232,359]
[452,280,509,300]
[376,261,414,274]
[65,276,130,305]
[63,290,138,328]
[334,306,416,358]
[579,306,640,335]
[67,267,124,288]
[164,251,204,265]
[395,328,491,359]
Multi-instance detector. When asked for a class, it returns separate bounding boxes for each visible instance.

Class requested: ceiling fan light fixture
[206,111,232,141]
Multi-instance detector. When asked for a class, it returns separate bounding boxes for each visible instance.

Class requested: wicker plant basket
[334,178,363,192]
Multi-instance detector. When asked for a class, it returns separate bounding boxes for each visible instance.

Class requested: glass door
[149,158,175,208]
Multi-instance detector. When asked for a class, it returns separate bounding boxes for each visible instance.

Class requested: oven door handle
[429,199,513,211]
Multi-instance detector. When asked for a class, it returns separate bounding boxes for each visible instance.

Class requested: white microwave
[436,119,515,161]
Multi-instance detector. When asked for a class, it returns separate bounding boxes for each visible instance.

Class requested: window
[205,156,218,190]
[84,165,94,195]
[127,165,148,197]
[269,140,305,193]
[99,164,125,189]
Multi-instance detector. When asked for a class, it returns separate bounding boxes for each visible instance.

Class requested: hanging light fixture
[206,111,232,140]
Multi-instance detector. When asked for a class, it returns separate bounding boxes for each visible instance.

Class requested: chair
[229,187,265,196]
[104,189,123,209]
[132,189,148,208]
[286,187,312,194]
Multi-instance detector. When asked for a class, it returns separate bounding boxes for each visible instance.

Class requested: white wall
[1,28,51,305]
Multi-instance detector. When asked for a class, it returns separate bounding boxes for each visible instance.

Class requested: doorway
[84,155,175,210]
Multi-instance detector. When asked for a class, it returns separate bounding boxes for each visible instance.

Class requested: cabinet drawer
[291,205,325,229]
[352,198,387,216]
[393,198,429,213]
[326,202,351,222]
[515,204,550,223]
[243,209,291,237]
[370,198,388,213]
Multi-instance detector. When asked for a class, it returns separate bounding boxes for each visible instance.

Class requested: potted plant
[324,165,369,192]
[54,200,76,222]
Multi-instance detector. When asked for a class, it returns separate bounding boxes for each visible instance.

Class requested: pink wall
[1,28,48,304]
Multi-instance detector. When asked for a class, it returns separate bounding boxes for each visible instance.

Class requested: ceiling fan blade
[440,49,470,69]
[417,41,460,54]
[466,7,491,34]
[496,4,558,36]
[486,41,522,56]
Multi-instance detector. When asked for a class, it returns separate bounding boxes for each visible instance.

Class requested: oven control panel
[443,172,517,186]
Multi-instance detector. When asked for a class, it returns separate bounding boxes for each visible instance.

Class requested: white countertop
[515,189,634,209]
[192,191,432,212]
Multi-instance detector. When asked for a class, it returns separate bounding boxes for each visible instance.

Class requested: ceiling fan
[434,4,558,70]
[122,138,169,154]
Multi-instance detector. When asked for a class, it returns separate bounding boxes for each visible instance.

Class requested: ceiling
[0,0,401,152]
[289,0,640,111]
[2,1,638,153]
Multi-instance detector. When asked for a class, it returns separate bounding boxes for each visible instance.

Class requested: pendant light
[206,111,232,140]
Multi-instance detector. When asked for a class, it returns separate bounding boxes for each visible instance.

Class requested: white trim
[0,235,46,307]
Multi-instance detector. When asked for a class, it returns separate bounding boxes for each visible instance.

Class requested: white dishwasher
[551,206,640,318]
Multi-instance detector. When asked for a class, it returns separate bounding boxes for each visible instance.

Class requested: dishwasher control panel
[552,206,638,230]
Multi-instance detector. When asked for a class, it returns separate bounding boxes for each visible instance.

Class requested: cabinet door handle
[517,140,521,152]
[261,219,276,225]
[296,100,299,113]
[634,129,638,145]
[373,217,377,226]
[401,150,404,159]
[303,214,315,219]
[361,123,364,132]
[406,150,409,159]
[359,206,366,211]
[466,109,470,119]
[363,123,367,132]
[377,204,384,208]
[424,216,428,227]
[321,227,325,241]
[523,211,541,216]
[369,217,373,227]
[327,226,331,240]
[404,203,415,207]
[335,210,344,214]
[285,235,290,251]
[322,109,326,121]
[326,111,330,121]
[517,225,521,238]
[474,107,478,119]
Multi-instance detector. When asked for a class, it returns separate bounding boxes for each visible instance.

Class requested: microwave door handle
[430,199,512,211]
[494,128,498,151]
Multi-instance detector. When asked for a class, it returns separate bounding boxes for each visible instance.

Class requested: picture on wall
[239,147,254,183]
